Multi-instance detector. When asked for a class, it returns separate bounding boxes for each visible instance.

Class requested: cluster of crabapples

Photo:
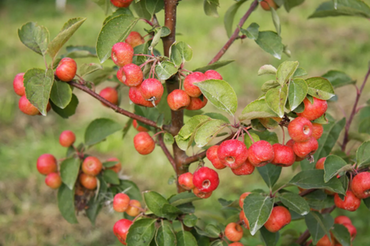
[36,129,122,190]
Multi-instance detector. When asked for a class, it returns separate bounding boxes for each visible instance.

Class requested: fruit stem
[243,127,255,144]
[341,65,370,152]
[208,0,259,65]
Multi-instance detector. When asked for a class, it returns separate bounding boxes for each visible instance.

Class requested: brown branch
[208,0,259,65]
[342,65,370,151]
[69,81,170,131]
[184,132,234,165]
[158,134,177,172]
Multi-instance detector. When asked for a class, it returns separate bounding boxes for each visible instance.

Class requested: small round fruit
[107,157,122,173]
[183,72,206,97]
[19,95,39,115]
[312,123,324,139]
[231,160,255,176]
[217,139,249,169]
[140,78,164,101]
[111,42,134,67]
[286,139,305,161]
[129,86,157,107]
[110,0,133,8]
[248,140,274,167]
[342,222,357,240]
[292,137,318,158]
[178,172,195,190]
[315,157,326,170]
[99,87,119,106]
[229,243,244,246]
[113,193,130,212]
[239,211,250,229]
[45,172,62,189]
[132,119,149,132]
[186,96,208,110]
[55,57,77,82]
[59,130,76,147]
[125,31,145,48]
[192,167,219,193]
[82,156,103,176]
[316,234,334,246]
[126,199,141,217]
[37,154,58,175]
[117,63,143,86]
[334,190,361,211]
[113,218,133,245]
[297,97,328,121]
[79,173,98,190]
[264,206,291,233]
[271,144,295,167]
[260,0,278,11]
[133,132,155,155]
[334,215,352,225]
[224,222,243,242]
[206,145,226,170]
[351,171,370,199]
[239,192,251,208]
[193,187,212,199]
[13,73,25,96]
[204,70,222,80]
[167,89,191,111]
[288,117,313,142]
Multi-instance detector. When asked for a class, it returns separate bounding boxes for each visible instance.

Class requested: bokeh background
[0,0,370,245]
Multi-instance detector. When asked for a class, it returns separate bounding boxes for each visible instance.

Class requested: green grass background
[0,0,370,245]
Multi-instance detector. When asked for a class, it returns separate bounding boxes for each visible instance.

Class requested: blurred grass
[0,0,370,245]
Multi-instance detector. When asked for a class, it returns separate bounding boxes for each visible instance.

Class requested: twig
[158,134,177,172]
[208,0,259,65]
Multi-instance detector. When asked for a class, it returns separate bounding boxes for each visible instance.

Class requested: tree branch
[341,65,370,152]
[209,0,259,65]
[158,134,177,172]
[69,81,170,131]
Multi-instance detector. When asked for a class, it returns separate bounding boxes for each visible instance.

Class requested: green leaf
[155,61,178,80]
[261,80,280,92]
[203,0,219,17]
[84,118,122,146]
[82,66,115,85]
[358,117,370,134]
[155,220,177,246]
[178,115,210,139]
[242,22,260,40]
[204,112,230,123]
[224,0,248,37]
[243,194,274,235]
[144,191,169,218]
[239,98,278,121]
[176,231,198,246]
[363,197,370,210]
[48,17,86,59]
[305,190,335,211]
[170,41,193,67]
[163,132,174,145]
[304,212,333,245]
[131,0,151,20]
[116,180,142,202]
[332,224,351,246]
[321,70,356,88]
[265,85,288,117]
[18,22,49,56]
[168,192,201,207]
[258,64,277,76]
[270,7,281,36]
[255,31,284,60]
[309,0,370,19]
[60,157,80,190]
[250,129,279,145]
[150,27,170,50]
[79,63,103,77]
[58,183,78,224]
[257,164,282,188]
[86,198,102,225]
[284,0,305,12]
[194,60,234,73]
[356,141,370,167]
[24,68,54,116]
[51,93,79,118]
[204,224,221,238]
[306,77,335,100]
[244,132,260,148]
[162,204,183,220]
[194,119,227,148]
[102,161,119,168]
[91,0,116,15]
[126,218,156,246]
[195,79,238,116]
[102,169,119,185]
[279,192,310,216]
[260,227,279,246]
[288,78,308,111]
[209,240,227,246]
[276,61,299,86]
[289,170,345,194]
[183,214,198,228]
[146,0,164,16]
[324,155,348,182]
[50,80,72,109]
[293,67,307,77]
[96,14,138,63]
[64,45,97,58]
[175,135,191,151]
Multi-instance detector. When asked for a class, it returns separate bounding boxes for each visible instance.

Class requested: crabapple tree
[13,0,370,245]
